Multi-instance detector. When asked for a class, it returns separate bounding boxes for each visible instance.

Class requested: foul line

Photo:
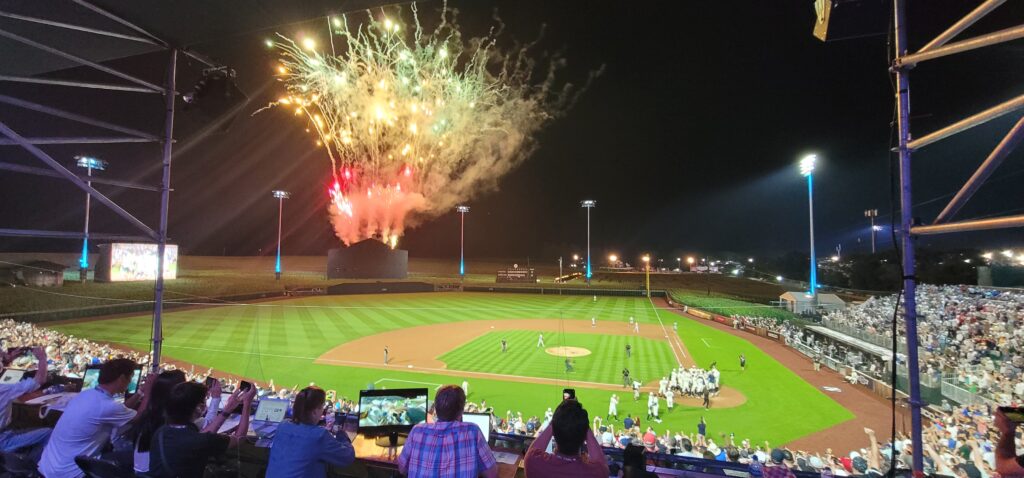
[647,296,685,366]
[701,338,713,348]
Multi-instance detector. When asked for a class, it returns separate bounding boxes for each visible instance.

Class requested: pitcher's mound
[546,346,591,357]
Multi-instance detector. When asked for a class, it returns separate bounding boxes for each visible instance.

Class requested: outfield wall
[463,285,664,297]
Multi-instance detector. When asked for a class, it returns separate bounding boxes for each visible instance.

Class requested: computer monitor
[357,388,428,436]
[82,364,142,397]
[462,412,491,443]
[0,369,25,385]
[82,365,101,391]
[254,398,289,423]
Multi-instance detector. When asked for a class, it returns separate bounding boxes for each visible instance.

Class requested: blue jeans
[0,427,51,461]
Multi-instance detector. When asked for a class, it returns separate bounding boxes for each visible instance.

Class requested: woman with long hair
[266,386,355,478]
[130,369,186,474]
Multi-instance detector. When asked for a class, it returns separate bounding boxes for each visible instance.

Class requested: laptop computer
[250,398,289,439]
[0,369,26,385]
[463,412,491,443]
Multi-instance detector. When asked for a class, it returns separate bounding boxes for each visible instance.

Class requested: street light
[676,257,682,272]
[686,257,695,265]
[581,200,596,283]
[457,206,470,278]
[642,254,651,297]
[75,156,107,282]
[272,190,290,280]
[609,254,618,264]
[799,154,818,297]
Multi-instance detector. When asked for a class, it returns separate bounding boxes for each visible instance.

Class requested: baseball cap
[771,448,786,464]
[840,456,853,472]
[852,456,868,473]
[809,456,825,469]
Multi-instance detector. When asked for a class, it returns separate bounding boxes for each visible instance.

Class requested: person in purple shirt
[266,386,355,478]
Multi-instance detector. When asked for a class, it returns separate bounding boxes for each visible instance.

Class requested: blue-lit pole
[457,206,469,278]
[800,155,817,298]
[75,156,107,282]
[581,200,596,283]
[273,190,290,280]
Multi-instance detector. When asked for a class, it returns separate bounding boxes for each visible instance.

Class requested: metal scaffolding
[890,0,1024,473]
[0,1,223,370]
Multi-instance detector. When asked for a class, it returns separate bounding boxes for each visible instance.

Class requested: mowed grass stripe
[49,293,852,447]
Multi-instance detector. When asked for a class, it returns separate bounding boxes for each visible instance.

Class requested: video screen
[82,367,100,391]
[82,366,142,395]
[358,388,428,432]
[255,398,289,423]
[0,369,25,385]
[109,243,178,281]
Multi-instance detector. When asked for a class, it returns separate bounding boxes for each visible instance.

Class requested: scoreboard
[496,266,536,283]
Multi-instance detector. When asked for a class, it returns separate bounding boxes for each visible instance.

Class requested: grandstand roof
[779,292,845,305]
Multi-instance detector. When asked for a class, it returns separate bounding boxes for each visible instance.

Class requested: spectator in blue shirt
[624,415,634,430]
[266,386,355,478]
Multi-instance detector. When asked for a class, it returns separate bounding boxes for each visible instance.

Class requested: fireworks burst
[267,3,597,246]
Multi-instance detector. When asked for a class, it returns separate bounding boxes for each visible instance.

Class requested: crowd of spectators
[823,285,1024,404]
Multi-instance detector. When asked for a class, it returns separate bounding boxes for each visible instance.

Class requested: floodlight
[776,275,784,282]
[573,254,580,261]
[686,257,695,264]
[799,154,817,177]
[75,156,107,171]
[642,255,650,263]
[1002,250,1014,258]
[456,205,470,213]
[580,200,596,208]
[982,252,993,260]
[748,258,754,263]
[272,190,291,199]
[609,254,618,262]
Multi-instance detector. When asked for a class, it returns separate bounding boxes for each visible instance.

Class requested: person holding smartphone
[0,347,50,461]
[524,398,609,477]
[265,386,355,477]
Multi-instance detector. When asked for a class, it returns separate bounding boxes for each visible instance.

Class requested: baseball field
[49,292,853,445]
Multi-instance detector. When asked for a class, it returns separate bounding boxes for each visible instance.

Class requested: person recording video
[266,386,355,478]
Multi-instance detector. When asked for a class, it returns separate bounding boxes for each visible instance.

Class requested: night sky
[1,1,1023,263]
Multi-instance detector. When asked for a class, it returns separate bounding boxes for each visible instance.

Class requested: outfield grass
[48,292,850,445]
[670,290,797,321]
[440,330,674,385]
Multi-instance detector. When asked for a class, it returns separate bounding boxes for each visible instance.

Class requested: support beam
[907,94,1024,151]
[896,24,1024,68]
[912,214,1024,235]
[0,75,159,93]
[934,116,1024,224]
[69,0,221,70]
[918,0,1006,52]
[0,10,159,44]
[151,49,178,371]
[0,137,156,145]
[0,120,158,240]
[0,162,161,191]
[0,28,164,93]
[0,94,160,140]
[0,228,152,242]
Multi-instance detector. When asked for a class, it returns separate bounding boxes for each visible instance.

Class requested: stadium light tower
[864,209,879,254]
[457,205,470,278]
[272,190,290,280]
[75,156,107,282]
[581,200,596,283]
[642,255,651,297]
[799,154,818,298]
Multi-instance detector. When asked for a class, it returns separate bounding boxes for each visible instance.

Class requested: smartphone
[239,380,252,392]
[999,406,1024,423]
[205,377,218,389]
[563,388,576,401]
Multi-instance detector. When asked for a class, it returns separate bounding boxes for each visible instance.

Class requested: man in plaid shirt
[398,385,497,478]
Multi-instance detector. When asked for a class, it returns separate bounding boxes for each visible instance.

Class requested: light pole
[864,209,879,254]
[581,200,596,283]
[75,156,107,282]
[642,255,651,297]
[272,190,290,280]
[457,205,470,278]
[799,154,817,298]
[676,257,682,272]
